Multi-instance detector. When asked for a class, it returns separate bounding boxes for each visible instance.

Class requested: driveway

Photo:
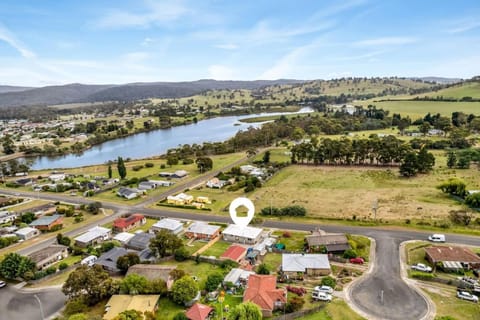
[0,285,65,320]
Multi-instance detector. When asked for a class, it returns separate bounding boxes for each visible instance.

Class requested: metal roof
[222,224,263,239]
[282,254,331,272]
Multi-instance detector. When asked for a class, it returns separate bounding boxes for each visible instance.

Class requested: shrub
[173,313,188,320]
[45,266,57,275]
[64,299,88,316]
[174,247,190,262]
[286,296,305,313]
[411,271,434,280]
[160,164,166,169]
[132,165,144,172]
[182,159,194,165]
[282,231,291,238]
[286,286,307,296]
[321,276,336,288]
[343,249,358,259]
[59,262,69,270]
[144,162,154,168]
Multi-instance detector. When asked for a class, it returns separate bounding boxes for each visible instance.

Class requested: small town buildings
[305,231,350,254]
[28,244,68,270]
[127,264,177,289]
[425,246,480,270]
[113,232,135,244]
[148,180,174,187]
[112,214,146,233]
[103,295,160,320]
[195,196,210,204]
[29,214,63,231]
[151,218,183,235]
[0,211,16,224]
[220,245,247,262]
[173,170,188,178]
[186,303,214,320]
[126,232,155,251]
[138,181,158,191]
[222,225,263,245]
[223,268,255,287]
[49,173,66,182]
[74,226,111,247]
[116,187,139,200]
[206,178,227,189]
[281,254,331,278]
[167,193,194,206]
[243,275,287,317]
[185,222,220,240]
[15,227,40,240]
[95,247,131,273]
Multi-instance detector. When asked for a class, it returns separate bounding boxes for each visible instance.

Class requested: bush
[160,164,166,169]
[173,313,188,320]
[256,263,270,275]
[59,262,69,270]
[286,296,305,313]
[321,276,336,288]
[282,231,291,238]
[45,266,57,275]
[220,259,238,270]
[286,286,307,296]
[343,249,358,259]
[144,162,154,168]
[132,165,144,172]
[174,247,190,262]
[411,271,435,280]
[64,299,88,316]
[182,159,194,165]
[205,273,223,292]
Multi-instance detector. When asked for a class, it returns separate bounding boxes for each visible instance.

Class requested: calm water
[29,108,313,170]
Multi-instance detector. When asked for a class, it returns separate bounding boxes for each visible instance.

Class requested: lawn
[155,298,185,320]
[405,241,431,265]
[271,230,309,252]
[252,162,480,223]
[423,286,480,320]
[262,253,283,272]
[157,260,228,289]
[299,300,366,320]
[201,240,232,258]
[254,148,292,163]
[184,239,208,255]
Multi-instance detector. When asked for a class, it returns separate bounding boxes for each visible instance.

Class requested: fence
[27,262,79,285]
[271,304,326,320]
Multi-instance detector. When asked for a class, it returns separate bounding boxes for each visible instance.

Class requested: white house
[148,180,174,187]
[138,181,158,190]
[75,226,111,247]
[49,173,66,182]
[151,218,183,235]
[117,187,139,200]
[206,178,227,189]
[0,211,16,224]
[113,232,135,244]
[15,227,40,240]
[222,224,263,245]
[281,254,331,277]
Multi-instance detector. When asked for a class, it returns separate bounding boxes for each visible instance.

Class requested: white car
[428,234,445,242]
[411,263,432,273]
[312,291,332,302]
[456,291,479,303]
[313,285,333,294]
[0,280,6,288]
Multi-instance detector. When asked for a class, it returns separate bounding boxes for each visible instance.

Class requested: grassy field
[299,300,365,320]
[423,286,480,320]
[201,240,231,257]
[413,81,480,100]
[251,162,480,223]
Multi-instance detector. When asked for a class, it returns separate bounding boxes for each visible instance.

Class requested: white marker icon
[229,197,255,227]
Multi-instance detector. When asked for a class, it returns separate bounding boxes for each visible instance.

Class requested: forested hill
[0,79,303,108]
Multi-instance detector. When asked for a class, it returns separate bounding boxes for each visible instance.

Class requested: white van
[81,255,97,267]
[428,234,446,242]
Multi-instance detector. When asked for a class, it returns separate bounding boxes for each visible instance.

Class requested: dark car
[349,257,365,264]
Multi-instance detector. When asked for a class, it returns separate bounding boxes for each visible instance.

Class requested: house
[29,214,63,231]
[281,254,331,278]
[151,218,183,235]
[103,295,160,320]
[149,180,174,187]
[113,232,135,244]
[425,246,480,270]
[222,225,263,245]
[0,211,16,224]
[127,264,177,289]
[116,187,139,200]
[95,247,131,273]
[15,227,40,240]
[74,226,111,247]
[196,196,210,204]
[113,214,146,233]
[220,245,247,262]
[28,244,68,270]
[305,231,350,254]
[173,170,188,178]
[243,275,287,317]
[138,181,158,191]
[167,193,194,205]
[240,165,257,174]
[126,232,155,251]
[223,268,255,287]
[49,173,65,182]
[185,222,220,240]
[15,178,33,186]
[159,172,173,177]
[186,303,214,320]
[206,178,227,189]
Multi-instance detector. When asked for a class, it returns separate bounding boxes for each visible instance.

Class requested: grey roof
[15,227,39,236]
[29,214,62,227]
[152,218,183,231]
[187,222,220,236]
[282,254,331,272]
[127,232,155,250]
[223,268,255,285]
[223,225,263,239]
[75,226,110,244]
[305,233,348,247]
[28,245,67,264]
[95,247,131,272]
[117,187,138,196]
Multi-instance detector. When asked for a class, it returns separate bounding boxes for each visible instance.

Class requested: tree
[174,247,190,262]
[21,212,36,224]
[116,253,140,274]
[321,276,336,288]
[399,152,418,177]
[171,276,198,305]
[446,151,457,168]
[173,313,189,320]
[0,253,36,279]
[196,157,213,172]
[86,201,102,215]
[62,265,116,306]
[112,310,143,320]
[117,157,127,179]
[169,269,187,281]
[108,165,113,179]
[465,193,480,208]
[205,272,223,292]
[167,156,179,166]
[419,121,431,136]
[149,230,183,258]
[68,314,88,320]
[2,134,15,155]
[120,274,149,295]
[285,296,305,313]
[416,147,435,173]
[57,233,71,246]
[256,263,270,275]
[227,302,262,320]
[262,150,271,164]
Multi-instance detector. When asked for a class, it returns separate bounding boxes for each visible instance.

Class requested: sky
[0,0,479,86]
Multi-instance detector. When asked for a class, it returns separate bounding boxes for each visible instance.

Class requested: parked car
[411,263,433,273]
[428,234,445,242]
[80,255,97,267]
[457,291,479,302]
[350,257,365,264]
[313,285,333,294]
[312,291,332,302]
[0,280,6,288]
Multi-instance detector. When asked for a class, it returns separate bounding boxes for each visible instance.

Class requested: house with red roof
[113,214,146,233]
[243,274,287,317]
[220,245,247,262]
[185,303,214,320]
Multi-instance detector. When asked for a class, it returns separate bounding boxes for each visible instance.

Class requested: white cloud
[141,37,155,46]
[0,24,36,58]
[353,37,417,47]
[447,20,480,34]
[214,43,238,50]
[96,1,189,29]
[208,65,235,80]
[259,46,309,80]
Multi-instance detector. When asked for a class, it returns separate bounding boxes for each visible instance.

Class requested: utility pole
[372,199,378,221]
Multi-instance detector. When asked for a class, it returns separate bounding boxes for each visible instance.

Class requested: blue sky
[0,0,479,86]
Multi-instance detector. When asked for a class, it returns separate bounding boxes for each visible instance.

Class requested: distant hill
[0,79,303,108]
[0,85,34,94]
[412,77,462,84]
[413,80,480,99]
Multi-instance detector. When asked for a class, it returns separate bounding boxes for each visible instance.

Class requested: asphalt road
[0,285,65,320]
